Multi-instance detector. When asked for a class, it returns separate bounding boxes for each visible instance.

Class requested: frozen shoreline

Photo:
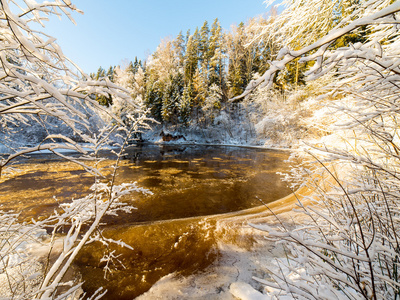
[137,191,307,299]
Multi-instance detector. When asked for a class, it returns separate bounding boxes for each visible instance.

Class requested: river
[0,144,292,299]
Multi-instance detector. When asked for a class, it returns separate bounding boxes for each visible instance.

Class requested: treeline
[91,6,370,128]
[91,16,294,127]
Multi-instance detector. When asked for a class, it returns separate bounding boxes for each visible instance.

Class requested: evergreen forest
[90,17,303,127]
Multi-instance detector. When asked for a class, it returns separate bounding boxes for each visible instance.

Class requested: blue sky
[40,0,269,73]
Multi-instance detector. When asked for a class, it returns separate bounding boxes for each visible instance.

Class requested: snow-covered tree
[113,65,134,95]
[147,38,176,84]
[111,64,142,124]
[234,0,400,298]
[209,19,227,92]
[173,31,186,71]
[0,0,144,173]
[179,83,193,126]
[0,1,150,299]
[184,28,200,84]
[202,83,222,125]
[162,72,184,123]
[131,65,146,116]
[227,21,262,98]
[199,21,210,68]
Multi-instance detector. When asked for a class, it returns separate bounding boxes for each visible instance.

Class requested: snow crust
[230,282,269,300]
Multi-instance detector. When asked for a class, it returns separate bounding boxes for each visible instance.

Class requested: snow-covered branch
[232,1,400,299]
[0,0,145,172]
[231,0,400,101]
[0,1,152,299]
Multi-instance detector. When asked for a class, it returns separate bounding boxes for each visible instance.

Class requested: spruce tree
[184,28,200,84]
[145,79,163,122]
[180,83,193,126]
[133,57,142,74]
[199,21,210,68]
[193,67,208,124]
[127,61,135,74]
[94,66,106,80]
[173,31,186,70]
[227,22,248,97]
[106,66,115,81]
[92,66,113,106]
[162,73,184,124]
[208,18,227,97]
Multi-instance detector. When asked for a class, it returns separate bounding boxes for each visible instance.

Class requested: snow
[137,200,307,299]
[140,88,328,150]
[230,282,270,300]
[0,75,353,299]
[0,76,330,299]
[3,0,400,297]
[0,226,48,298]
[127,78,383,299]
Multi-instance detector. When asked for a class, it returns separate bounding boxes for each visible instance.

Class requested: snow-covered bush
[234,0,400,299]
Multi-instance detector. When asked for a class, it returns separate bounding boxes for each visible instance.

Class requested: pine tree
[92,66,113,106]
[173,31,186,70]
[145,79,164,122]
[127,61,135,74]
[179,83,193,126]
[93,66,106,80]
[106,66,115,81]
[203,83,222,126]
[133,57,143,74]
[161,72,184,124]
[193,67,208,124]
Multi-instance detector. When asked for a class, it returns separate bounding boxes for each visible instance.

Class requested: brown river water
[0,145,291,299]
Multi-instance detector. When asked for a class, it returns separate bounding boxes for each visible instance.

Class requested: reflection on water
[77,219,217,299]
[0,145,291,299]
[105,145,291,224]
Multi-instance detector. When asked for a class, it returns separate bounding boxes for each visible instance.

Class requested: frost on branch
[0,1,152,299]
[233,0,400,100]
[0,179,151,299]
[0,0,146,174]
[235,0,400,299]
